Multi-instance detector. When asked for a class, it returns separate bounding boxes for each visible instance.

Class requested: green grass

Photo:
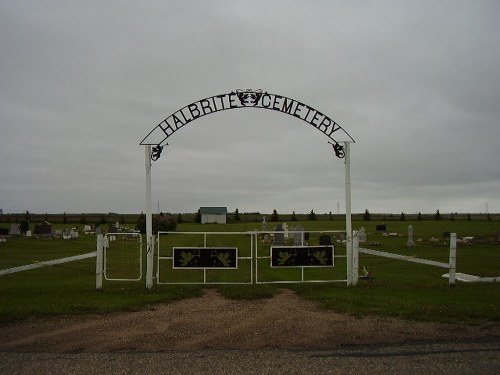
[1,219,499,324]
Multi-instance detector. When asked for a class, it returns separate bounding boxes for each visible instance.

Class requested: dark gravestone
[34,223,52,236]
[273,224,286,245]
[319,235,332,246]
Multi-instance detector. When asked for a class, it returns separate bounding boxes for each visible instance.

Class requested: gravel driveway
[1,288,499,374]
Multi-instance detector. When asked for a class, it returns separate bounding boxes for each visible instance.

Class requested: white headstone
[9,224,20,236]
[293,225,304,246]
[358,226,367,242]
[407,225,415,248]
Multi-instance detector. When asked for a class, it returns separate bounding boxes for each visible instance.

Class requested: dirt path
[1,288,499,353]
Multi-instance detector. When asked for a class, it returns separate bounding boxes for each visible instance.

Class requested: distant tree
[467,213,472,221]
[400,212,406,221]
[120,213,125,224]
[44,212,49,222]
[291,211,297,221]
[234,208,240,221]
[136,213,177,233]
[435,209,441,221]
[194,209,201,223]
[136,212,145,229]
[99,213,107,224]
[450,213,455,221]
[270,209,279,222]
[177,213,183,223]
[80,213,87,224]
[63,212,67,224]
[487,213,491,221]
[417,212,422,221]
[20,220,30,233]
[329,211,333,220]
[25,210,30,221]
[308,209,317,221]
[363,209,371,221]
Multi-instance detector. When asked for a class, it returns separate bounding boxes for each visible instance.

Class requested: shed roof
[200,207,228,215]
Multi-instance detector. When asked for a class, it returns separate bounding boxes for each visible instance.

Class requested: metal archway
[140,89,356,288]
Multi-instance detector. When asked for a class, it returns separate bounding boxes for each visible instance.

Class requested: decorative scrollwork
[328,141,345,158]
[151,144,164,161]
[235,89,264,106]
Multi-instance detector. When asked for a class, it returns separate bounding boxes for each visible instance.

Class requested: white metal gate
[157,231,253,285]
[156,230,348,285]
[103,232,142,281]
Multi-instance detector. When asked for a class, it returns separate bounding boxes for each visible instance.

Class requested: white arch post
[344,142,354,286]
[145,145,154,289]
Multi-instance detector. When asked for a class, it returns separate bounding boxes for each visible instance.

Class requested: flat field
[0,219,499,323]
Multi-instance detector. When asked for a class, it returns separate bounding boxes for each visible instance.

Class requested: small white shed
[200,207,227,224]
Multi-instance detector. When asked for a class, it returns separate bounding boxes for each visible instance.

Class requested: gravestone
[34,222,52,236]
[358,226,367,242]
[293,225,304,246]
[319,234,332,246]
[63,229,72,240]
[407,225,415,248]
[376,224,387,232]
[273,224,285,245]
[261,216,267,231]
[283,222,289,239]
[9,224,20,236]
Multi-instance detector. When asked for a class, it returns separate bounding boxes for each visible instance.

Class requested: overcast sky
[1,0,500,216]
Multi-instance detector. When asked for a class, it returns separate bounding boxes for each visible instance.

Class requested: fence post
[449,233,457,286]
[352,232,359,286]
[96,233,104,290]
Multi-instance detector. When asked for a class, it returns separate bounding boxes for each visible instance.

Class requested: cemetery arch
[140,89,356,289]
[140,89,355,160]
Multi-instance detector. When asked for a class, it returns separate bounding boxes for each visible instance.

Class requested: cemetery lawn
[0,219,499,324]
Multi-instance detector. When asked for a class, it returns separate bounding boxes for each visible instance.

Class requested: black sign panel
[271,246,334,267]
[173,247,238,269]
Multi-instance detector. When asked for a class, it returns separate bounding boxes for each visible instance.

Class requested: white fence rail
[0,252,97,276]
[356,233,457,286]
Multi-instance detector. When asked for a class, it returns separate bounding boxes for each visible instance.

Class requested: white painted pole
[344,142,353,286]
[96,233,104,289]
[145,145,154,289]
[352,231,359,286]
[449,233,457,286]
